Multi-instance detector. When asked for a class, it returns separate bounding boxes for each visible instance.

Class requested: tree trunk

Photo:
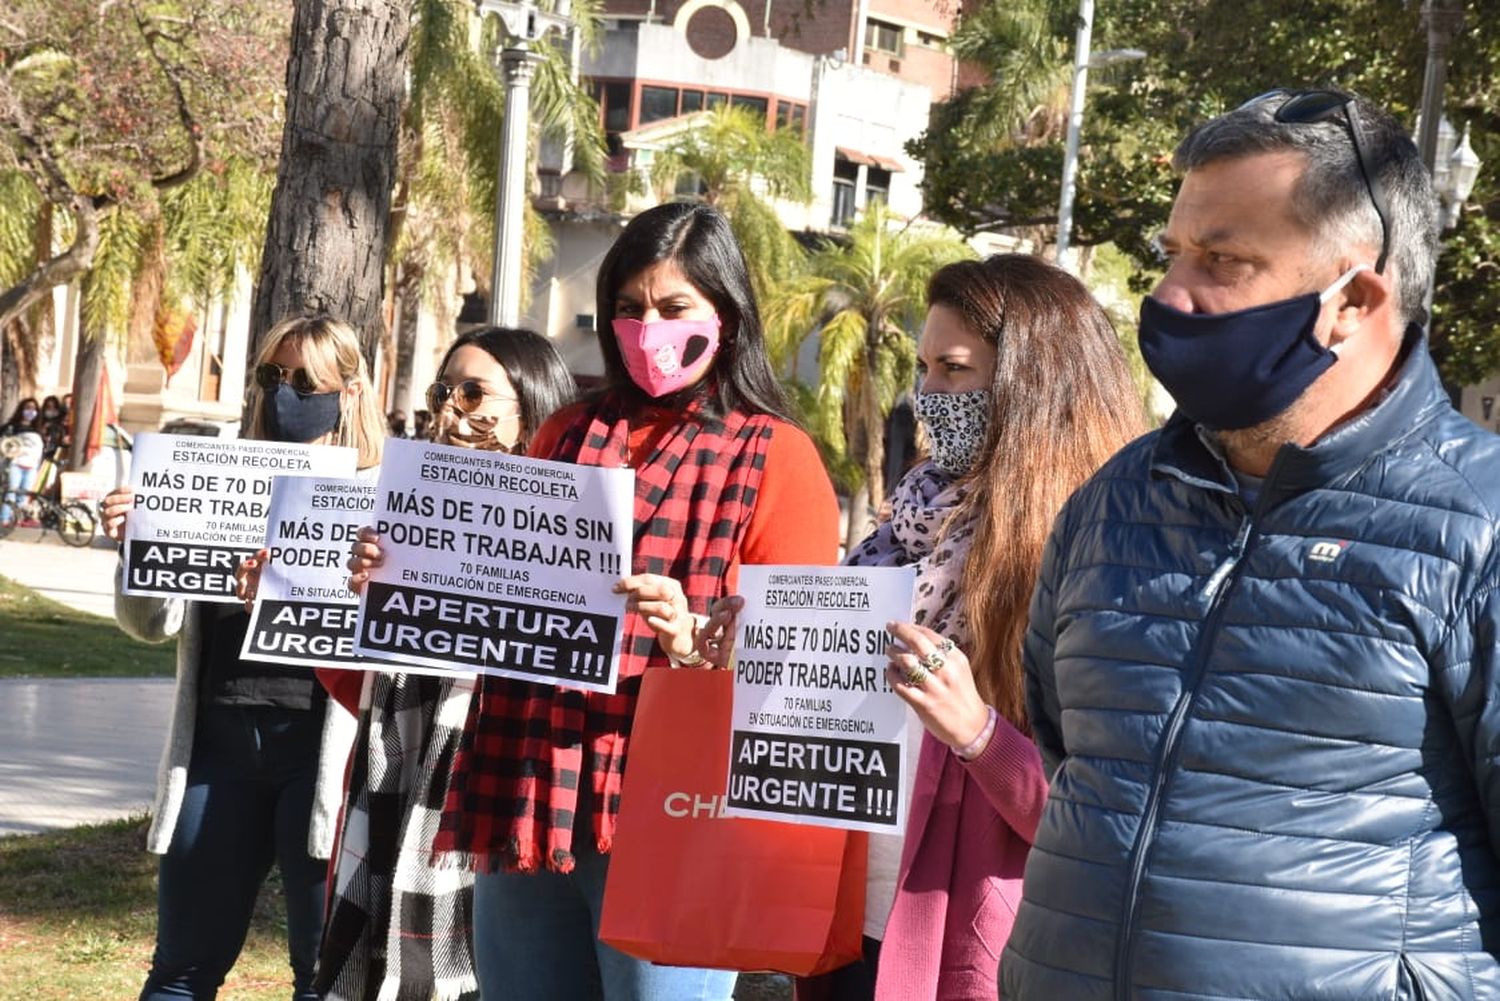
[391,258,423,417]
[68,327,106,472]
[247,0,413,372]
[0,321,21,418]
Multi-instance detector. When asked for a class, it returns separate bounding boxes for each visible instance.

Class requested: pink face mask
[612,316,721,397]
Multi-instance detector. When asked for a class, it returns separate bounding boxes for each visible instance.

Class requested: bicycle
[0,449,97,547]
[0,488,96,546]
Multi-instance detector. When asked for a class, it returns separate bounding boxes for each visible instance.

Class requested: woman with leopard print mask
[680,255,1146,1001]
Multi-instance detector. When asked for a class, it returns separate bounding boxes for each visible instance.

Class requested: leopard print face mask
[914,389,989,477]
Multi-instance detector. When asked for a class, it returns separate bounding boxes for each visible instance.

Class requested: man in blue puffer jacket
[1000,89,1500,1001]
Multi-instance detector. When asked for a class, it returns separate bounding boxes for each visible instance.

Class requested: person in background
[1,397,45,521]
[694,256,1144,1001]
[101,314,384,1001]
[1000,90,1500,999]
[414,203,839,1001]
[387,409,408,438]
[313,327,575,1001]
[37,395,67,459]
[412,408,432,441]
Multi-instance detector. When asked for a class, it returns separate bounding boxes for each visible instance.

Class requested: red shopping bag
[600,667,866,974]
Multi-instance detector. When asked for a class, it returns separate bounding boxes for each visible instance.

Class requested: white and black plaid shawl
[316,672,479,1001]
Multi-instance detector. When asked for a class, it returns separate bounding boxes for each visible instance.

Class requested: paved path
[0,535,118,618]
[0,537,171,836]
[0,677,172,836]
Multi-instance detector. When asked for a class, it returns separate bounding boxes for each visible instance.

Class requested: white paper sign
[240,476,373,669]
[724,564,917,833]
[352,437,635,692]
[122,433,358,602]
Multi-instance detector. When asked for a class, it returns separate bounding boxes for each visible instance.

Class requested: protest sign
[122,434,357,603]
[240,476,372,669]
[724,564,916,833]
[352,437,634,692]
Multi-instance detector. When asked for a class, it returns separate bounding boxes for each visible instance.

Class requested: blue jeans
[139,706,328,1001]
[1,462,35,519]
[472,838,739,1001]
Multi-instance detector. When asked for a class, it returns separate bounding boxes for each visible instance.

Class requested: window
[705,91,729,110]
[864,18,903,56]
[775,101,807,134]
[730,94,769,120]
[832,157,860,227]
[640,86,679,125]
[598,81,631,134]
[865,167,891,209]
[681,89,705,113]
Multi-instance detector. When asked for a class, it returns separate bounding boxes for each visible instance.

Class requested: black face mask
[1137,265,1367,430]
[264,383,342,442]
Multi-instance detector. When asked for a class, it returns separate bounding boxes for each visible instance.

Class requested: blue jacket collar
[1152,327,1449,502]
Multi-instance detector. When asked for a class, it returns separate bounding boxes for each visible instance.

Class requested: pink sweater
[874,719,1048,1001]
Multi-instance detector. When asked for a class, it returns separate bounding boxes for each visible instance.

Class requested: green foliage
[0,174,42,289]
[649,105,813,302]
[764,206,972,498]
[160,159,274,307]
[416,0,604,309]
[916,0,1499,381]
[80,208,148,343]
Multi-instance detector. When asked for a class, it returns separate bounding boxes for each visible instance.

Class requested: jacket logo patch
[1307,540,1349,564]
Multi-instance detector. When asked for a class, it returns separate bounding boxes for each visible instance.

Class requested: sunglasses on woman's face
[254,362,321,395]
[426,380,519,416]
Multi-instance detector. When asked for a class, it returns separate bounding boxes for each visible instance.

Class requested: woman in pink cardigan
[786,255,1145,1001]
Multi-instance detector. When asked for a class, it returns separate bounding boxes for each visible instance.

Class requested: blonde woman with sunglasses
[99,315,383,1001]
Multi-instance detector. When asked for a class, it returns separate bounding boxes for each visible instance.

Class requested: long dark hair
[437,326,576,450]
[594,202,796,424]
[927,255,1145,730]
[4,397,40,429]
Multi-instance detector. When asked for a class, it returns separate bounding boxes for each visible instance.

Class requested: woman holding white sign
[102,314,383,1001]
[423,203,840,1001]
[693,257,1145,1001]
[318,326,575,1001]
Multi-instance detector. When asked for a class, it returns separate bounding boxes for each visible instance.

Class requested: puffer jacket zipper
[1113,489,1264,1001]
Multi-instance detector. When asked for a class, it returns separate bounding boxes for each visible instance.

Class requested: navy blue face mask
[264,383,342,442]
[1138,265,1367,430]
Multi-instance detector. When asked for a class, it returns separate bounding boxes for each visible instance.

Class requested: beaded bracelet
[954,706,999,761]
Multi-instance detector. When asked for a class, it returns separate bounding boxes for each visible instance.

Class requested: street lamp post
[473,0,573,328]
[1055,0,1143,273]
[1415,0,1465,173]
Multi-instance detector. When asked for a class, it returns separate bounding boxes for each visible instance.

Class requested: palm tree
[383,0,606,412]
[648,103,812,302]
[764,205,972,549]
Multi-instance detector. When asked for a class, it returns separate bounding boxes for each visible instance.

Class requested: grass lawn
[0,575,174,678]
[0,816,289,1001]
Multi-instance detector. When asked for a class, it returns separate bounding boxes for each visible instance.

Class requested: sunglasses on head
[426,380,519,416]
[1238,88,1392,274]
[254,362,321,395]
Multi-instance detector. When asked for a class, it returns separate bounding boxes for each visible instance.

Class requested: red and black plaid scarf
[434,394,774,873]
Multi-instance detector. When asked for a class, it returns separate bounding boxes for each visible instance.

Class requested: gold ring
[905,664,929,686]
[921,650,946,672]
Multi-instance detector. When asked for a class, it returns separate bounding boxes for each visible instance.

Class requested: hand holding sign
[100,486,134,544]
[345,525,384,594]
[885,620,992,756]
[614,573,697,663]
[236,547,271,611]
[698,595,744,668]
